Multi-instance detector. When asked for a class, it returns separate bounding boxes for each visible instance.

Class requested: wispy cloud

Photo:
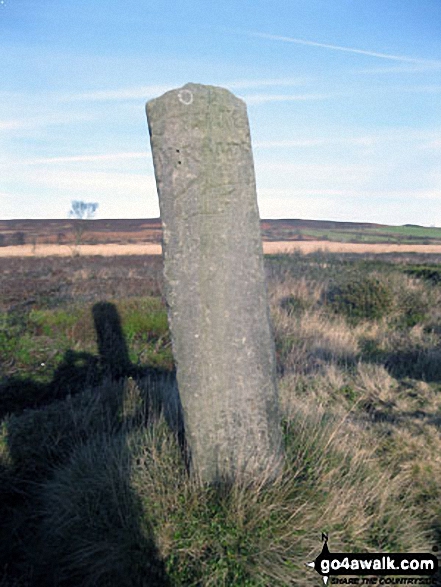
[259,187,356,197]
[0,120,27,130]
[25,152,150,165]
[400,85,441,93]
[394,189,441,200]
[257,191,340,220]
[254,129,441,150]
[63,80,313,103]
[226,78,309,89]
[254,137,374,148]
[258,187,441,200]
[255,139,327,148]
[356,63,441,74]
[258,161,372,174]
[241,93,333,104]
[8,168,155,194]
[421,139,441,150]
[66,85,173,102]
[255,161,375,194]
[0,112,96,132]
[245,30,441,65]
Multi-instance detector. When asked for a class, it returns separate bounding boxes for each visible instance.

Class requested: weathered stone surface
[146,83,283,484]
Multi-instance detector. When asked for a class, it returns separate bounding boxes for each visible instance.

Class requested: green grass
[301,228,429,243]
[1,252,441,586]
[29,308,79,336]
[294,229,357,242]
[0,296,173,380]
[403,265,441,285]
[268,223,441,244]
[372,225,441,239]
[1,387,430,586]
[324,274,394,321]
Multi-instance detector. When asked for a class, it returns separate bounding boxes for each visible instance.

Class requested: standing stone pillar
[146,83,283,484]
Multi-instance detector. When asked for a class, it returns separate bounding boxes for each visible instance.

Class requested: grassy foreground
[1,252,440,586]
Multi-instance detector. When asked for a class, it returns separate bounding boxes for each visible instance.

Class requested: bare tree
[69,200,98,245]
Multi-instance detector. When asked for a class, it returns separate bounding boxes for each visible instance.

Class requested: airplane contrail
[247,30,440,65]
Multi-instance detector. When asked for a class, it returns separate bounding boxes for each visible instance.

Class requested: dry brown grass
[27,391,431,587]
[0,243,163,257]
[4,240,441,257]
[265,241,441,254]
[2,249,441,585]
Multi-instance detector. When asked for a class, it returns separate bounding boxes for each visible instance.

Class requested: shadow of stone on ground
[0,301,181,586]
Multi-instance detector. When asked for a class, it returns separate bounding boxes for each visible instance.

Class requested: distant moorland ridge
[1,218,441,246]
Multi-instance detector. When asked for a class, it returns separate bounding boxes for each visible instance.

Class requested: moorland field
[1,226,441,585]
[2,218,441,248]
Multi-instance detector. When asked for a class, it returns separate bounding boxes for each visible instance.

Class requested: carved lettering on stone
[146,83,283,484]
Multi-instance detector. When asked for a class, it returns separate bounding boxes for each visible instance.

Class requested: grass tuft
[1,250,441,585]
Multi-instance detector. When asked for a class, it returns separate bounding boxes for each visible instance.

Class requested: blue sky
[1,0,440,224]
